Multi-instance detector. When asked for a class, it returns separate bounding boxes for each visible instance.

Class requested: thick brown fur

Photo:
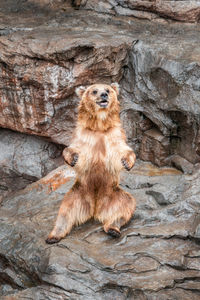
[46,83,136,244]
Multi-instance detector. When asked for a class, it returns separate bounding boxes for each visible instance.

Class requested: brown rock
[171,154,194,174]
[120,109,153,154]
[139,128,170,166]
[0,9,132,145]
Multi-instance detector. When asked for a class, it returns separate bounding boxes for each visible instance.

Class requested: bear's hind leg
[95,187,136,238]
[46,182,93,244]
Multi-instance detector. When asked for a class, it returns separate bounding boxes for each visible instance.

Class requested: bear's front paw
[121,158,132,171]
[70,153,79,167]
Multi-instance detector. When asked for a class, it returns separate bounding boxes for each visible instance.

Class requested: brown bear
[46,83,136,244]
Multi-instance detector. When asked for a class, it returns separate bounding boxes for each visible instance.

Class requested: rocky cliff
[0,1,200,299]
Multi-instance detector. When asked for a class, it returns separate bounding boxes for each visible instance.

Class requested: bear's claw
[107,228,121,238]
[121,158,131,171]
[70,153,79,167]
[45,237,61,244]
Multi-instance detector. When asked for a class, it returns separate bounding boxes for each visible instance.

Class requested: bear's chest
[80,133,108,160]
[76,128,122,175]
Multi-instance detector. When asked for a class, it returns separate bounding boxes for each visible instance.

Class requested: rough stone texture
[1,2,200,300]
[120,37,200,167]
[0,128,63,198]
[0,0,73,13]
[139,128,170,166]
[74,0,200,23]
[0,162,200,299]
[171,154,194,175]
[1,3,200,168]
[0,4,132,145]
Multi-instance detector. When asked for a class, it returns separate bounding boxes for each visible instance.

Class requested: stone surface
[1,2,200,167]
[171,154,194,174]
[74,0,200,23]
[0,5,132,145]
[120,37,200,166]
[0,128,63,198]
[1,2,200,299]
[0,162,200,299]
[139,128,170,167]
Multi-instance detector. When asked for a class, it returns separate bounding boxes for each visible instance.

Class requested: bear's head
[75,83,120,130]
[76,83,119,112]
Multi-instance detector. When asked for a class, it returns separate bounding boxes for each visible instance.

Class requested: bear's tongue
[98,99,108,108]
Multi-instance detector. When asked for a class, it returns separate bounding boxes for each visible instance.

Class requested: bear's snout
[96,92,109,108]
[100,92,108,100]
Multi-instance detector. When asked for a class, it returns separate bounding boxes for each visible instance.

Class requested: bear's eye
[106,89,109,94]
[92,90,97,95]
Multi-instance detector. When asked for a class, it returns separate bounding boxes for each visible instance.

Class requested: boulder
[0,128,63,198]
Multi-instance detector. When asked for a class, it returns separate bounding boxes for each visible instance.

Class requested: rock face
[1,3,200,168]
[0,31,129,144]
[120,37,200,167]
[73,0,200,23]
[0,4,200,298]
[0,163,200,299]
[0,128,63,199]
[0,6,131,145]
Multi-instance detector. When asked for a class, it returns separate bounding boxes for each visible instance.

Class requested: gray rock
[121,36,200,166]
[0,4,200,168]
[0,163,200,299]
[0,2,200,299]
[0,128,63,197]
[74,0,200,23]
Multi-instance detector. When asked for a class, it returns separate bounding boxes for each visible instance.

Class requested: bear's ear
[75,86,86,99]
[111,82,120,95]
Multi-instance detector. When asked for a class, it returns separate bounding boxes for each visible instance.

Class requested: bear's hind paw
[45,237,61,244]
[107,228,121,238]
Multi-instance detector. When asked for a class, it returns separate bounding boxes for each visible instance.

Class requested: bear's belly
[76,156,120,194]
[87,162,109,187]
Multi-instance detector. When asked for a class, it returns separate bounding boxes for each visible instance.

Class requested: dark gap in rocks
[138,124,170,167]
[122,106,200,169]
[121,109,154,154]
[168,111,200,165]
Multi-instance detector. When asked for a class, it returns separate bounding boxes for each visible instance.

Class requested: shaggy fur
[46,83,136,244]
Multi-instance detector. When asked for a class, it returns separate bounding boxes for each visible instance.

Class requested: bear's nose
[100,92,108,100]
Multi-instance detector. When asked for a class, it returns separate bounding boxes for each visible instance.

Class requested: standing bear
[46,83,136,244]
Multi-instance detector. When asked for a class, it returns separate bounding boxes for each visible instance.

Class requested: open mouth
[96,100,108,108]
